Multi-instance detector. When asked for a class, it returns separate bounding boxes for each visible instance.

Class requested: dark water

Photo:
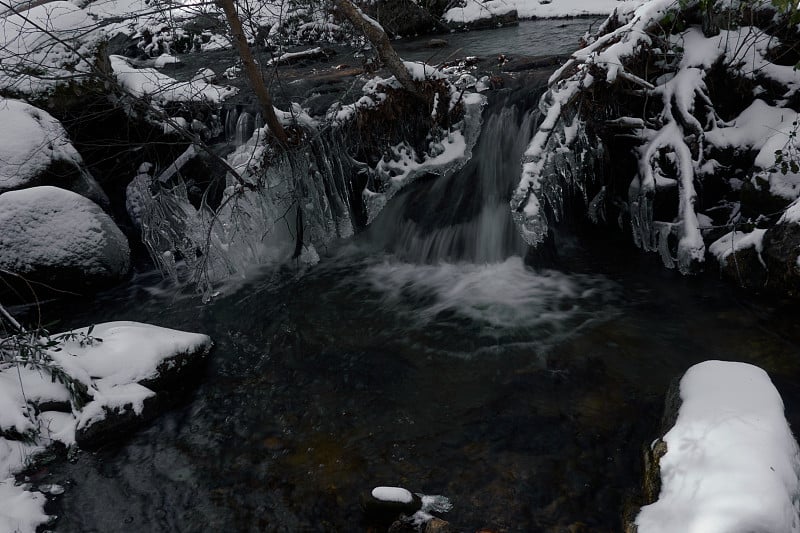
[37,99,800,532]
[393,18,604,62]
[30,17,800,533]
[39,226,800,532]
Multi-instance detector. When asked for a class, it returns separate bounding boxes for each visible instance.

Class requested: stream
[27,18,800,533]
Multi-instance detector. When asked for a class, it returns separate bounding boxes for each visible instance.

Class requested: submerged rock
[0,186,130,297]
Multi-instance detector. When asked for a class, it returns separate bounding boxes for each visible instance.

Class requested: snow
[782,199,800,224]
[0,186,130,281]
[154,54,181,69]
[0,479,49,533]
[372,486,413,503]
[636,361,800,533]
[110,55,237,104]
[0,99,86,194]
[404,61,447,82]
[49,321,211,390]
[0,321,212,531]
[266,47,324,66]
[706,100,794,152]
[0,1,100,94]
[709,228,767,263]
[444,0,633,23]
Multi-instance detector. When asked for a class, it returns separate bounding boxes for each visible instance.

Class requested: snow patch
[444,0,631,23]
[372,486,413,503]
[111,55,237,104]
[709,228,767,263]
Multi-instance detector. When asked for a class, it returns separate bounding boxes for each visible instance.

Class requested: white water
[366,256,618,356]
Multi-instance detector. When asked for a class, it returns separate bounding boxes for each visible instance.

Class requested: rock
[0,186,130,297]
[424,517,451,532]
[627,362,800,532]
[426,38,448,48]
[761,219,800,297]
[0,98,108,207]
[58,321,213,447]
[361,486,422,526]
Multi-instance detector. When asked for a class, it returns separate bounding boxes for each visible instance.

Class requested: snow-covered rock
[361,485,423,525]
[0,186,130,293]
[110,55,237,104]
[0,320,213,531]
[0,99,107,206]
[634,361,800,533]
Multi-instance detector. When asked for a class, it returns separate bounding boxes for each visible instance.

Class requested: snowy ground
[0,321,212,533]
[444,0,633,23]
[636,361,800,533]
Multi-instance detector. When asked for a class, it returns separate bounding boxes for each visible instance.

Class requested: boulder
[0,186,130,296]
[626,361,800,532]
[761,219,800,297]
[0,99,108,207]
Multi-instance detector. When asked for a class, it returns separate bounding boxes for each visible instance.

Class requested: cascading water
[223,107,239,143]
[234,112,255,146]
[369,95,538,264]
[363,92,616,358]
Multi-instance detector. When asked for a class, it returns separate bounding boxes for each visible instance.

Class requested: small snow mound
[372,486,413,503]
[154,53,180,68]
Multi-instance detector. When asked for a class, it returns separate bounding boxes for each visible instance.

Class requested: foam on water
[365,256,618,355]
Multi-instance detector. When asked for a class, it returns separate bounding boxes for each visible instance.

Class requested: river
[28,17,800,533]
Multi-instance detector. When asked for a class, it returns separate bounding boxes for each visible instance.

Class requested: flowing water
[27,20,800,533]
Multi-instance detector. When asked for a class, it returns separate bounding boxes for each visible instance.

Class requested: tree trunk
[333,0,418,95]
[219,0,289,145]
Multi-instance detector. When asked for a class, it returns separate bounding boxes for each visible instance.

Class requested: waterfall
[369,98,538,264]
[234,112,255,146]
[224,107,239,143]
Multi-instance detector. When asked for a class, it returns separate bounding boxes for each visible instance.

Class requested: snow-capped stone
[634,361,800,533]
[154,53,180,69]
[0,99,107,206]
[361,485,422,525]
[0,320,213,530]
[0,186,130,293]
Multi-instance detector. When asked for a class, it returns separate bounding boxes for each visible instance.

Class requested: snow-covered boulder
[362,486,423,525]
[0,321,213,531]
[631,361,800,533]
[0,99,108,206]
[0,186,130,294]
